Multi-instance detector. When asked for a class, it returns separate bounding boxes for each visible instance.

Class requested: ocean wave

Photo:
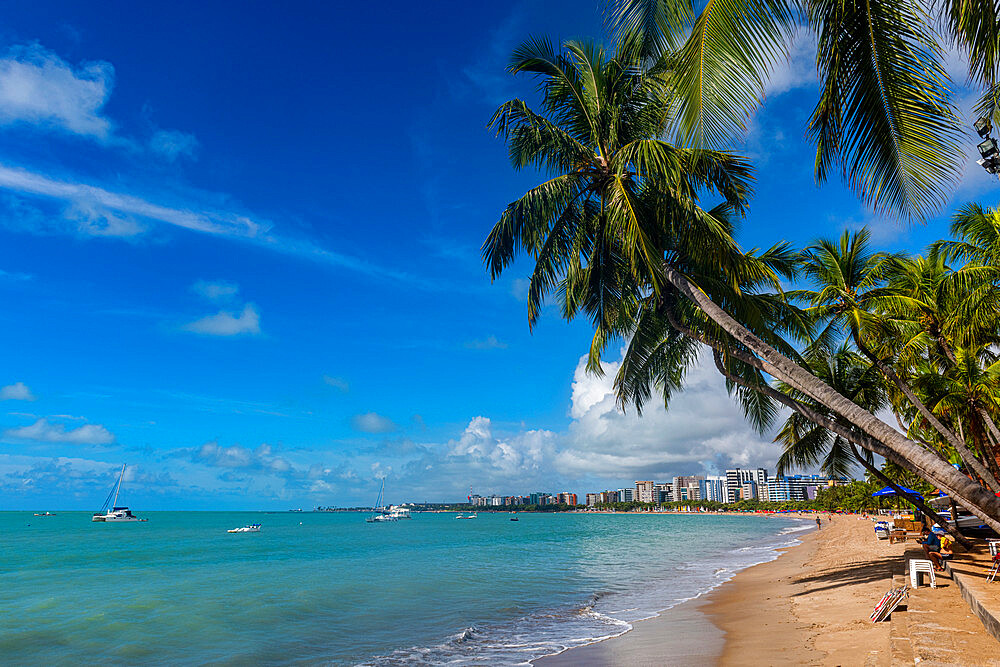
[359,517,807,667]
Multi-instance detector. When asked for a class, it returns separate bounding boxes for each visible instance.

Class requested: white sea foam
[362,516,811,666]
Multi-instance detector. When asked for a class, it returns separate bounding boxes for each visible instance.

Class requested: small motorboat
[456,512,478,519]
[33,511,56,517]
[510,517,519,521]
[228,524,261,533]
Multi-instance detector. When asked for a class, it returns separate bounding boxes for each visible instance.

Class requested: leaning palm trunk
[853,336,1000,493]
[708,346,975,547]
[848,444,971,549]
[665,263,1000,533]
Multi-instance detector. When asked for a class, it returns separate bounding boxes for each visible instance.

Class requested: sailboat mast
[112,463,125,508]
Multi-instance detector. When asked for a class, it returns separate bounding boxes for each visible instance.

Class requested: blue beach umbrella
[871,486,923,498]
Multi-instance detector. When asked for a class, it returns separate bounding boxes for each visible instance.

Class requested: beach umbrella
[871,485,923,498]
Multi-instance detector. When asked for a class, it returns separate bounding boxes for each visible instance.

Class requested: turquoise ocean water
[1,511,809,665]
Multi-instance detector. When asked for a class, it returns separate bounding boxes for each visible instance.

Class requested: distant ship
[33,511,56,517]
[92,464,145,522]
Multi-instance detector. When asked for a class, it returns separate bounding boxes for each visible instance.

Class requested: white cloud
[4,418,114,445]
[62,200,147,237]
[352,412,398,433]
[0,382,35,401]
[149,129,199,161]
[557,352,780,477]
[0,44,113,139]
[510,277,530,301]
[191,280,240,302]
[323,375,349,392]
[764,28,818,97]
[464,335,507,350]
[183,303,261,336]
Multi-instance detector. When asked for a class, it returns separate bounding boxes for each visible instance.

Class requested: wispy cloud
[191,279,240,302]
[183,303,261,336]
[4,417,114,444]
[0,267,32,281]
[352,412,398,434]
[323,375,349,392]
[149,129,199,161]
[0,382,35,401]
[0,43,114,139]
[464,335,507,350]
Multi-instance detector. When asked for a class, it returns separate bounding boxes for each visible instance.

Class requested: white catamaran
[365,478,397,523]
[92,463,145,522]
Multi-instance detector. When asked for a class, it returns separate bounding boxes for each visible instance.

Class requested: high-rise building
[617,488,634,503]
[558,492,578,506]
[725,468,768,502]
[673,475,704,502]
[766,475,847,501]
[635,480,655,503]
[699,476,727,502]
[654,483,673,503]
[586,493,600,507]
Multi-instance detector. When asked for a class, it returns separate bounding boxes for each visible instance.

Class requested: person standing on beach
[816,516,821,530]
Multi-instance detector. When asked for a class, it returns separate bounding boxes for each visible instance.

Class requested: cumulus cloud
[183,303,261,336]
[193,441,293,474]
[0,381,35,401]
[149,129,199,161]
[352,412,398,433]
[464,335,507,350]
[0,43,113,138]
[191,280,240,302]
[4,418,114,445]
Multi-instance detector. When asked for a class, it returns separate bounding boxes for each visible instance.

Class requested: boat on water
[387,505,411,519]
[92,464,146,522]
[33,511,56,517]
[510,517,518,521]
[456,512,478,520]
[365,479,397,523]
[228,524,261,533]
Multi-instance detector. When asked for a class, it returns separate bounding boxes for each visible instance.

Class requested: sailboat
[92,464,145,522]
[365,478,397,523]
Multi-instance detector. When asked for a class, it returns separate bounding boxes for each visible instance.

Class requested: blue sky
[1,2,997,509]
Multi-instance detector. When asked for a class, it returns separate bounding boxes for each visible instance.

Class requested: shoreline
[534,513,817,666]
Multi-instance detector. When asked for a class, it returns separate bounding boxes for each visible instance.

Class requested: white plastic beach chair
[987,539,1000,558]
[909,559,936,588]
[988,553,1000,583]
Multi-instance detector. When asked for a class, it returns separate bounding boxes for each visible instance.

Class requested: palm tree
[792,231,1000,490]
[485,37,1000,531]
[608,0,970,221]
[773,344,972,546]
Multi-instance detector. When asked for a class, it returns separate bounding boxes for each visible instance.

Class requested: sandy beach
[535,513,1000,666]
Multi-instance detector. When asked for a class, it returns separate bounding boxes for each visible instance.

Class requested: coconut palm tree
[791,231,1000,490]
[484,36,1000,531]
[608,0,970,222]
[772,344,972,546]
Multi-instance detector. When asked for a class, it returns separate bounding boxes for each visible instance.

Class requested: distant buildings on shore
[469,491,577,508]
[582,469,849,507]
[465,469,847,508]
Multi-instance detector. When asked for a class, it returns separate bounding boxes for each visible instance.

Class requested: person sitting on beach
[918,527,944,570]
[938,533,954,568]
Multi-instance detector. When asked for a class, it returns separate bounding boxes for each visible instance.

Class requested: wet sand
[534,515,911,666]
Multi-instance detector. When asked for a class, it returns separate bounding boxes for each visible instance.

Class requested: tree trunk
[848,444,971,549]
[852,334,1000,492]
[664,263,1000,533]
